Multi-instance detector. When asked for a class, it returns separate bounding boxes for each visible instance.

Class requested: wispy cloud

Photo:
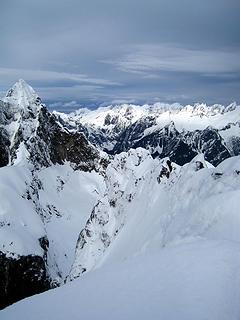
[0,67,121,86]
[103,44,240,75]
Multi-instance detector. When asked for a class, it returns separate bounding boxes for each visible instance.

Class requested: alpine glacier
[1,80,240,320]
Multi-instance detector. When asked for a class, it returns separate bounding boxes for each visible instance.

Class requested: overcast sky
[0,0,239,111]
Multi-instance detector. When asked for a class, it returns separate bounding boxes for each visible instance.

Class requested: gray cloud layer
[0,0,239,110]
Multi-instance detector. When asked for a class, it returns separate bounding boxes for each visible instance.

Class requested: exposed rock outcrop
[0,251,51,309]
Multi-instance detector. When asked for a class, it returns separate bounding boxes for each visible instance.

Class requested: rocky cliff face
[0,252,50,309]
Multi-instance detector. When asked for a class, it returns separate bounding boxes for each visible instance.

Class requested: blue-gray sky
[0,0,240,111]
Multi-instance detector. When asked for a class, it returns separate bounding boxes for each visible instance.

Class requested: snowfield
[2,239,240,320]
[2,153,240,320]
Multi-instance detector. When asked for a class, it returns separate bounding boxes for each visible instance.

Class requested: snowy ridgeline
[1,80,240,318]
[54,101,240,150]
[55,101,238,131]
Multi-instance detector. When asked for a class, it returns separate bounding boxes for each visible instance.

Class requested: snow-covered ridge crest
[58,101,239,129]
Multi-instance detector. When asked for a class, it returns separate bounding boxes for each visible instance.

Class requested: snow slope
[67,150,240,279]
[0,165,44,257]
[3,153,240,319]
[2,239,240,320]
[69,148,164,279]
[99,154,240,268]
[37,164,105,280]
[0,161,105,282]
[2,145,240,318]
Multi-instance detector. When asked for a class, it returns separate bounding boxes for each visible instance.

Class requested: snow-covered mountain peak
[3,79,42,112]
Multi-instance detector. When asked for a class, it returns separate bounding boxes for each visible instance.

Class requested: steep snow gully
[1,80,240,320]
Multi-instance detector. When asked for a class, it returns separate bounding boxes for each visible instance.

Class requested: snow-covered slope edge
[2,153,240,320]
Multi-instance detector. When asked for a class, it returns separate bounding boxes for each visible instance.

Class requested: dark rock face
[0,101,11,167]
[183,128,231,166]
[130,123,197,165]
[110,116,156,154]
[50,131,99,171]
[28,107,101,171]
[88,120,231,166]
[224,135,240,156]
[0,252,51,310]
[0,103,102,171]
[0,128,10,167]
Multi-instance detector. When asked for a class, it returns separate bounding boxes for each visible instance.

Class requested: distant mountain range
[54,99,240,166]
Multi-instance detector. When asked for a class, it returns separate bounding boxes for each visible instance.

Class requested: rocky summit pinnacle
[3,79,42,110]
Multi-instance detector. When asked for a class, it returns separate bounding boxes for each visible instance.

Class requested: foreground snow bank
[2,239,240,320]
